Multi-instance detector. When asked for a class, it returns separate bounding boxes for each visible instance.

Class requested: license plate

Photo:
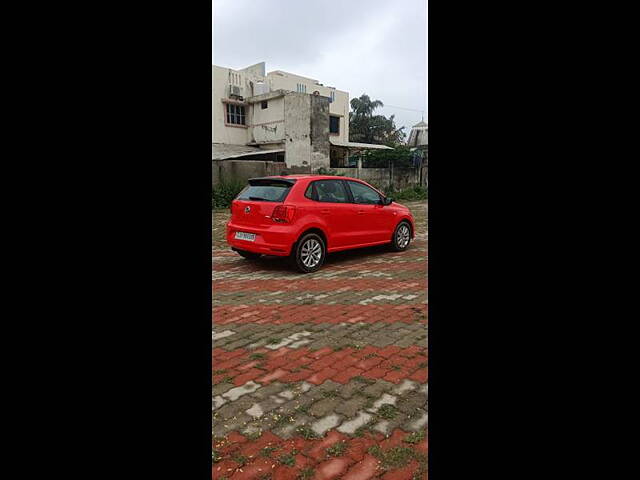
[234,231,256,241]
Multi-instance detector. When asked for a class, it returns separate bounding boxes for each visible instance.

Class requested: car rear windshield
[236,180,293,202]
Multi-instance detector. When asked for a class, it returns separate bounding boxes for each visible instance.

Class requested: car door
[345,180,390,243]
[304,179,355,248]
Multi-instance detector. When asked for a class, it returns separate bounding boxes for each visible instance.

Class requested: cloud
[213,0,427,132]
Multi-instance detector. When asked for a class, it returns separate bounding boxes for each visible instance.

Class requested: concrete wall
[283,92,312,170]
[212,160,286,187]
[251,95,285,144]
[310,95,330,172]
[267,70,349,144]
[333,166,422,192]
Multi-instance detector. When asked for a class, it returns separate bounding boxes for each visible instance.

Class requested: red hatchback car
[226,175,415,273]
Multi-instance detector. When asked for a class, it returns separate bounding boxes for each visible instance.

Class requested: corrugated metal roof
[329,138,394,150]
[212,143,285,160]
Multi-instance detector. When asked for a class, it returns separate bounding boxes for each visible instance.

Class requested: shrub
[392,185,427,202]
[212,179,245,209]
[315,167,345,176]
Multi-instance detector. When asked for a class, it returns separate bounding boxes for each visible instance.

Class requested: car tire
[391,221,412,252]
[237,250,262,260]
[292,233,326,273]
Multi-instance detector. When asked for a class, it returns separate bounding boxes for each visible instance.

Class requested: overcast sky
[212,0,427,137]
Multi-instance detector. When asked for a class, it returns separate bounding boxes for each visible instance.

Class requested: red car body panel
[225,175,415,257]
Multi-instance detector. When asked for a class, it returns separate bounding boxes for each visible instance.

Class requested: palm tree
[350,94,384,117]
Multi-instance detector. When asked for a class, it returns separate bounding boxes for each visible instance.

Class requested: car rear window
[236,181,293,202]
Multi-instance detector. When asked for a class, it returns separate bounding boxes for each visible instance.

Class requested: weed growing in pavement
[260,446,278,458]
[353,376,376,385]
[321,390,339,398]
[267,338,281,345]
[278,453,296,467]
[326,441,347,457]
[363,353,379,359]
[213,375,233,386]
[418,361,428,369]
[249,353,266,361]
[392,365,402,371]
[213,369,228,375]
[297,467,315,479]
[378,404,399,419]
[294,404,309,413]
[212,450,221,463]
[368,445,417,469]
[403,430,426,444]
[231,453,248,466]
[295,425,318,440]
[272,413,293,427]
[245,431,261,441]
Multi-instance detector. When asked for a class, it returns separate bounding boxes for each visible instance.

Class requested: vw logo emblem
[244,206,251,214]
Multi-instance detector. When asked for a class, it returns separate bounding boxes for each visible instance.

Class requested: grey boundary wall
[213,160,427,191]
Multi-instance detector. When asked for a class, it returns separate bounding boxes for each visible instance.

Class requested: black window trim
[304,179,350,204]
[345,179,383,205]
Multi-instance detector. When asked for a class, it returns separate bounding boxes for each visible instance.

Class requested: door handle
[357,210,365,215]
[321,209,330,214]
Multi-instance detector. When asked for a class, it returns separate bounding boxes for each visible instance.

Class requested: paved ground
[213,201,428,480]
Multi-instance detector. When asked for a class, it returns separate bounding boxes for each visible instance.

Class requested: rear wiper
[248,196,268,201]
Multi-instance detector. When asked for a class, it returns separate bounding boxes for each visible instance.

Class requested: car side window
[305,184,314,200]
[347,181,382,204]
[311,180,349,203]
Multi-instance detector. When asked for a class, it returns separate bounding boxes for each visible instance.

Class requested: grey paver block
[335,396,368,418]
[362,380,394,397]
[338,381,366,399]
[212,382,235,396]
[308,397,342,418]
[397,392,427,415]
[404,408,428,431]
[311,414,342,436]
[337,411,374,434]
[222,381,260,401]
[367,393,397,413]
[392,379,418,395]
[251,382,287,400]
[213,395,227,410]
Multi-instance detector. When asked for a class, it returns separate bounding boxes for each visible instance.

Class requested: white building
[212,62,390,173]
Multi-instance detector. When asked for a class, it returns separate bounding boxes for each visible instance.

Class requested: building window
[226,103,246,125]
[330,91,335,103]
[261,101,268,109]
[329,116,340,134]
[296,83,307,93]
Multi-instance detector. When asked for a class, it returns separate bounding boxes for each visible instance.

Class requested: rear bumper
[226,221,294,256]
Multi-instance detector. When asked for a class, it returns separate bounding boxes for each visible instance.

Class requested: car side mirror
[383,197,393,206]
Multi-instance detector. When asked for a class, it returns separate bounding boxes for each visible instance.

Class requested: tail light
[272,205,296,223]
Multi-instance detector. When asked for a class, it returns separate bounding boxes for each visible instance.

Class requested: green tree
[349,94,406,146]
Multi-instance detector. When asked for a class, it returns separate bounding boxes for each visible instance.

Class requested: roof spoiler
[248,177,297,186]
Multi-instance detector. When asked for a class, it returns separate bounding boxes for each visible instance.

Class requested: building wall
[310,95,331,171]
[283,92,312,169]
[250,96,285,144]
[267,71,349,144]
[213,63,342,171]
[212,65,250,145]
